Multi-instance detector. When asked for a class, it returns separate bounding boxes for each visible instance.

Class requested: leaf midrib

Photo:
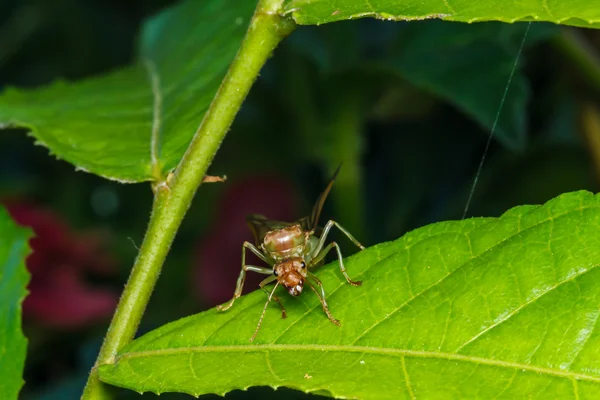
[109,344,600,383]
[142,58,163,177]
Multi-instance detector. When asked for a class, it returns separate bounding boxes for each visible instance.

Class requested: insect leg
[250,281,281,342]
[311,241,362,286]
[313,220,365,258]
[307,271,326,299]
[305,277,340,326]
[259,275,287,319]
[216,241,273,312]
[243,241,270,263]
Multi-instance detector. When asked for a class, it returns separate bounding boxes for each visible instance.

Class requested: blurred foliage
[0,206,31,399]
[0,0,599,398]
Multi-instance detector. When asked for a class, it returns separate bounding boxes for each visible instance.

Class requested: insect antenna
[250,281,281,342]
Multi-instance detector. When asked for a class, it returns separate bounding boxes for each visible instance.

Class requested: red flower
[5,201,118,329]
[194,176,298,306]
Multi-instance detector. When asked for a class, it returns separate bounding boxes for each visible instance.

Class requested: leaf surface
[99,191,600,398]
[0,0,256,182]
[0,206,32,399]
[284,0,600,28]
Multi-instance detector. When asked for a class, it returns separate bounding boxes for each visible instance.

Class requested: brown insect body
[217,165,365,341]
[262,224,313,296]
[273,257,307,296]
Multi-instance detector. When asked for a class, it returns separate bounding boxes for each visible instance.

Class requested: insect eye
[273,269,278,276]
[300,261,306,269]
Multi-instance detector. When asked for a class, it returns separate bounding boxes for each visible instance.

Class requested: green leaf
[284,0,600,28]
[283,22,557,150]
[389,21,555,150]
[0,0,256,182]
[99,191,600,398]
[0,206,32,399]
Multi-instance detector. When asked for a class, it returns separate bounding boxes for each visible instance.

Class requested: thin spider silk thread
[461,22,532,220]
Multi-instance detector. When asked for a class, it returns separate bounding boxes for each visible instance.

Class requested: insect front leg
[313,220,365,256]
[311,241,362,286]
[305,275,340,326]
[250,281,281,342]
[259,275,287,319]
[216,241,272,312]
[310,220,363,286]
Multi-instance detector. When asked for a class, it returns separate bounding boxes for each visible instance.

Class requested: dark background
[1,0,599,398]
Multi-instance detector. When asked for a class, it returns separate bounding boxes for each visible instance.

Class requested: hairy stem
[81,1,295,398]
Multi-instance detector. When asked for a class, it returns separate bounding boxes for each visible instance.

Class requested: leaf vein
[264,352,282,381]
[492,369,517,400]
[142,58,163,179]
[364,0,375,14]
[111,344,600,383]
[542,0,554,17]
[564,307,600,369]
[188,353,199,381]
[454,264,598,353]
[525,319,550,363]
[438,299,452,351]
[351,206,598,345]
[441,0,456,14]
[401,356,415,400]
[202,296,264,345]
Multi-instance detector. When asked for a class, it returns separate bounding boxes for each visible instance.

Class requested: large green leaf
[0,0,256,182]
[284,0,600,28]
[284,21,556,150]
[0,206,32,399]
[389,21,554,150]
[99,191,600,398]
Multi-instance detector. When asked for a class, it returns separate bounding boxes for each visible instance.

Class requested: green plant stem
[81,1,295,398]
[553,28,600,93]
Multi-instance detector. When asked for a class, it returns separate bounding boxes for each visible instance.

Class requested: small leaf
[0,206,32,399]
[284,0,600,28]
[99,191,600,398]
[0,0,256,182]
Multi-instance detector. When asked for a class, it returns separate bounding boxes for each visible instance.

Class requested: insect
[216,165,365,341]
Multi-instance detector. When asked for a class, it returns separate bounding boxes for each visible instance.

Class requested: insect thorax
[262,224,308,260]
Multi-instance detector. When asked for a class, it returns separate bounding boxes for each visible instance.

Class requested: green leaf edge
[0,206,32,399]
[283,0,600,28]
